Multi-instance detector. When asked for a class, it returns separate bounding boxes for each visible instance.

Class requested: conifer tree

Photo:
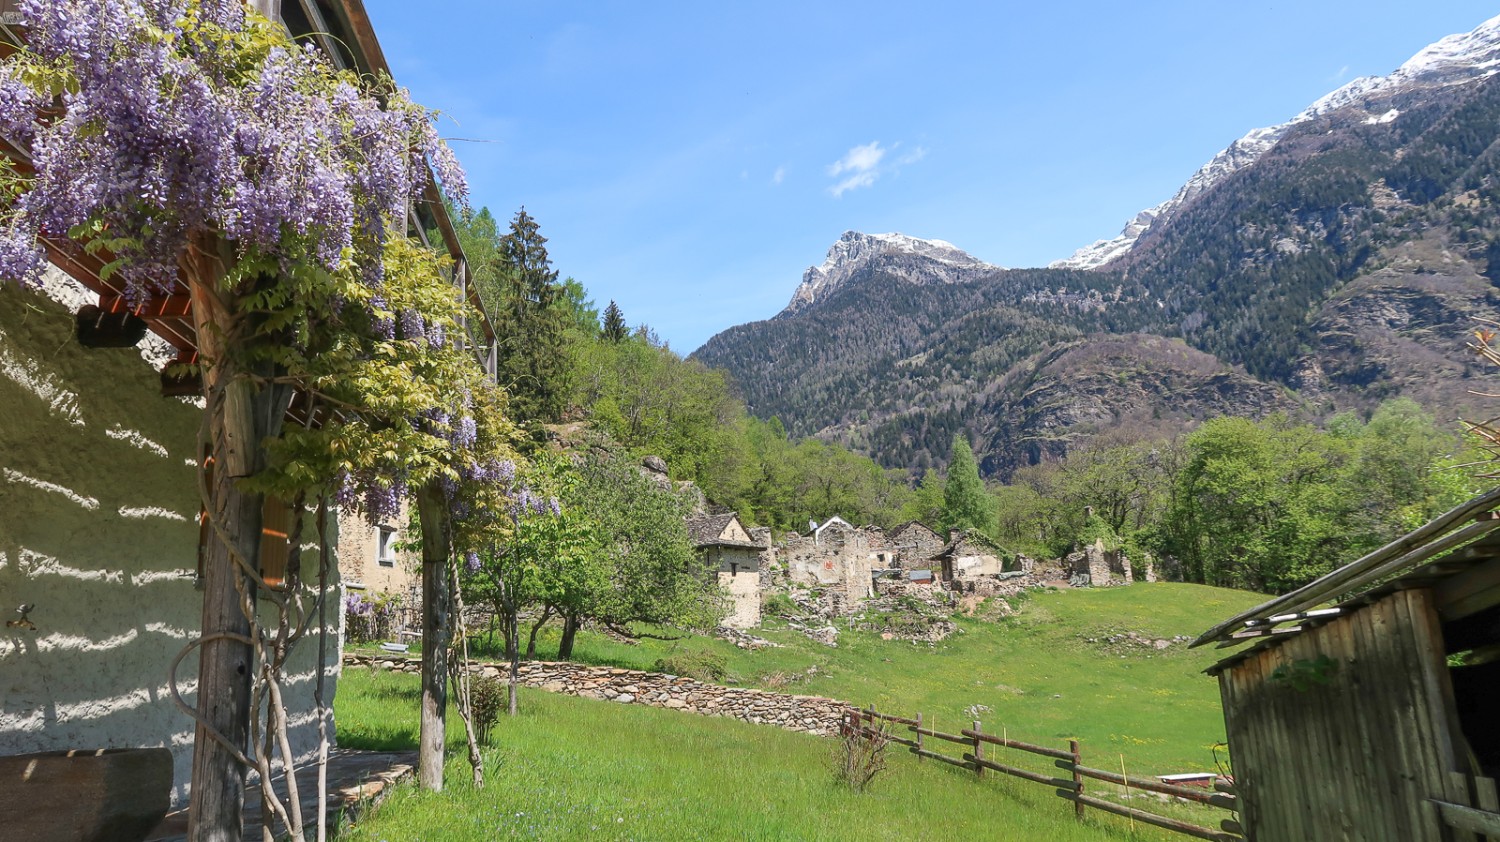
[943,434,996,536]
[602,300,628,343]
[493,207,568,423]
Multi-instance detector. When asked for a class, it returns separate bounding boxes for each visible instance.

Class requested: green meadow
[337,583,1264,840]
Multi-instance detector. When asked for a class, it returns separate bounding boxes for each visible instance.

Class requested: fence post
[1070,739,1084,820]
[972,720,984,778]
[915,712,924,761]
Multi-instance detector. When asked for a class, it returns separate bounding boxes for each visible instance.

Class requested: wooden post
[415,483,453,791]
[183,236,291,842]
[972,720,984,778]
[915,712,924,761]
[1070,739,1085,820]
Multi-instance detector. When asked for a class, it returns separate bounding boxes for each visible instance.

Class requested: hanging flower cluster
[0,0,467,299]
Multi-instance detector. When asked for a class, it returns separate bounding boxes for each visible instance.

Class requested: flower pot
[0,748,173,842]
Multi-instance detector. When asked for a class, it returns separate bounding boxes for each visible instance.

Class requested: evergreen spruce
[493,207,568,423]
[602,300,628,343]
[942,434,996,536]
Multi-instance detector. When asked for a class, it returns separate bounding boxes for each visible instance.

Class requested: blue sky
[366,1,1499,352]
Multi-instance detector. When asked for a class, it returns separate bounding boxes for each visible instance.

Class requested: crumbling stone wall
[781,521,878,607]
[889,522,944,566]
[345,655,851,735]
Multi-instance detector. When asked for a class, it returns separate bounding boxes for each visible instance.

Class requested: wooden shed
[1194,489,1500,841]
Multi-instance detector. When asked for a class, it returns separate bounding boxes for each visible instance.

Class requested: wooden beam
[1436,556,1500,621]
[99,293,193,319]
[1430,800,1500,836]
[1193,495,1500,647]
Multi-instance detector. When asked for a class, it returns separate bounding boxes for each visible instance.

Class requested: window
[377,527,397,567]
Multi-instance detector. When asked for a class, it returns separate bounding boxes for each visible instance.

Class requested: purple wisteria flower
[0,0,469,302]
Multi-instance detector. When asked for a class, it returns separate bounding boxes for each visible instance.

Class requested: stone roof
[931,528,1006,559]
[685,512,764,550]
[891,521,940,539]
[686,512,737,545]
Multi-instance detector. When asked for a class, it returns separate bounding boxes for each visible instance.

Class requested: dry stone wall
[344,654,851,736]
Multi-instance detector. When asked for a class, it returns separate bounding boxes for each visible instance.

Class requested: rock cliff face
[782,231,1001,315]
[976,335,1295,476]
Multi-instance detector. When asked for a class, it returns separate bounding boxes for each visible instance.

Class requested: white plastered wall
[0,271,343,808]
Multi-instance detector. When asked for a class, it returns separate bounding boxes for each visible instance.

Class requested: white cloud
[772,165,786,185]
[828,141,886,178]
[826,140,927,197]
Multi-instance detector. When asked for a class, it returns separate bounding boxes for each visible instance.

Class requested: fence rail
[846,707,1243,842]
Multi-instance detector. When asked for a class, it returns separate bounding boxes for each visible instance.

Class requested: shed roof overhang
[0,0,495,385]
[1198,486,1500,674]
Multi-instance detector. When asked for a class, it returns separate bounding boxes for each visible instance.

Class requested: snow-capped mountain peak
[783,231,1001,314]
[1051,14,1500,271]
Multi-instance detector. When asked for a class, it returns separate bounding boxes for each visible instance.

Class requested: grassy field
[340,671,1195,841]
[421,582,1262,772]
[336,583,1263,839]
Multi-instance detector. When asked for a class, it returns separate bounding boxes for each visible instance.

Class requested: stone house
[1065,539,1155,586]
[889,521,944,568]
[931,529,1008,582]
[686,512,768,629]
[781,517,882,609]
[339,506,418,605]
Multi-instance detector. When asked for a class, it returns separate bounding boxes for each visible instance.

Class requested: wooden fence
[844,707,1244,842]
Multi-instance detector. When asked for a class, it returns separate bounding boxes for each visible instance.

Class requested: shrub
[469,675,505,743]
[654,650,727,683]
[762,593,797,617]
[832,713,890,792]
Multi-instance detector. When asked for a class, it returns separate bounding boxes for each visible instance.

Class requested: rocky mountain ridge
[1052,12,1500,271]
[694,13,1500,478]
[781,230,1001,315]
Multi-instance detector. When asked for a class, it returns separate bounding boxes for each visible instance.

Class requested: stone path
[145,748,416,842]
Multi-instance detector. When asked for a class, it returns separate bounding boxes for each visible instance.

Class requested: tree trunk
[558,612,579,660]
[526,607,553,660]
[506,601,520,717]
[415,483,452,792]
[185,236,291,842]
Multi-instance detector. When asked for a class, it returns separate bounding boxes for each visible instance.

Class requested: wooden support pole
[1070,739,1085,820]
[972,720,984,778]
[184,236,292,842]
[914,712,923,761]
[415,483,453,792]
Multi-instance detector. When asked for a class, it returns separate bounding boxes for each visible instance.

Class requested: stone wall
[717,567,760,629]
[344,655,852,736]
[781,522,878,607]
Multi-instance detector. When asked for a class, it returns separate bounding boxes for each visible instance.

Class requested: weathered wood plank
[1193,492,1500,647]
[1053,791,1242,841]
[908,747,972,770]
[1431,800,1500,836]
[963,755,1073,789]
[962,728,1074,760]
[1069,763,1236,808]
[858,708,917,727]
[911,726,972,745]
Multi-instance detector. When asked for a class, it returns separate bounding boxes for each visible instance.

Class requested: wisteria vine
[0,0,467,299]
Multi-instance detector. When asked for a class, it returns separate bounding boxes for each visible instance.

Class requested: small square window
[377,527,397,567]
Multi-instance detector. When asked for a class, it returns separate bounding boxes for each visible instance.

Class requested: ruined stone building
[781,518,883,611]
[932,529,1008,582]
[889,521,944,568]
[686,512,771,629]
[1065,538,1156,586]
